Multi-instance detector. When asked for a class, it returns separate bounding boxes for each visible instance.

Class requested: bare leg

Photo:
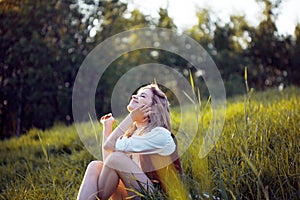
[98,152,153,200]
[77,161,128,200]
[77,161,102,200]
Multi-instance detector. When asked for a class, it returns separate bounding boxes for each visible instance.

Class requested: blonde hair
[124,84,171,137]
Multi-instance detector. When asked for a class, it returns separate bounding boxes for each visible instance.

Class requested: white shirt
[115,126,176,156]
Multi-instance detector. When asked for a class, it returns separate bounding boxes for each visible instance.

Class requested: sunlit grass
[0,86,299,199]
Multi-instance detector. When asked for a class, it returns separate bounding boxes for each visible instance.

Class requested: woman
[77,84,182,200]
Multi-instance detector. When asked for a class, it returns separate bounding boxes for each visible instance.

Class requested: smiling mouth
[131,100,138,104]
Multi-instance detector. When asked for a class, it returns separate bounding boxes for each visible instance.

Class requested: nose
[132,95,138,100]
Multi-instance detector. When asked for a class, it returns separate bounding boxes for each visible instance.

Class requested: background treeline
[1,0,300,138]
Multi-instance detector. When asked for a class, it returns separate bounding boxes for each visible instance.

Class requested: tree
[291,23,300,85]
[187,8,214,52]
[0,0,90,137]
[157,8,176,29]
[247,0,290,89]
[212,15,255,95]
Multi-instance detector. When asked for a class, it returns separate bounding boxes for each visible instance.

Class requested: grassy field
[0,86,299,199]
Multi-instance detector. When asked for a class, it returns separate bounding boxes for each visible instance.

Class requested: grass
[0,86,299,199]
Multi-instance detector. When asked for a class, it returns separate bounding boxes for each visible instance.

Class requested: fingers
[144,108,152,117]
[140,105,152,123]
[100,113,114,123]
[130,104,152,122]
[139,104,151,111]
[139,104,152,116]
[103,113,112,119]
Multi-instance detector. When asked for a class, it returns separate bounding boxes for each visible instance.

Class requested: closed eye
[139,92,148,98]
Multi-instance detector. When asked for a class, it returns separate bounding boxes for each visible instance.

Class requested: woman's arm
[103,104,151,152]
[100,113,115,161]
[103,114,133,151]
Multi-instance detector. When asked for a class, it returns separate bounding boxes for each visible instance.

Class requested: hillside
[0,87,299,199]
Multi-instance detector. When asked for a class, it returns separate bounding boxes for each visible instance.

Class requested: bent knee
[105,152,129,168]
[86,160,103,173]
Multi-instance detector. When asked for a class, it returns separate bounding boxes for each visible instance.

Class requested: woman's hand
[130,104,152,123]
[100,113,115,129]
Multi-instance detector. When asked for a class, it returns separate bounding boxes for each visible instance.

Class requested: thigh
[105,152,153,191]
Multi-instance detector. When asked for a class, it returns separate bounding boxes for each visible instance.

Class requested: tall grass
[0,86,299,199]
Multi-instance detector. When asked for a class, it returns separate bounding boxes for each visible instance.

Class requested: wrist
[103,125,112,132]
[103,126,112,137]
[119,114,133,132]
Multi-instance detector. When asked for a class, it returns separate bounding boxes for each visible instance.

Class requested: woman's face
[127,88,153,112]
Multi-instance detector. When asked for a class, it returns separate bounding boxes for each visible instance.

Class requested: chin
[127,101,139,112]
[127,104,134,112]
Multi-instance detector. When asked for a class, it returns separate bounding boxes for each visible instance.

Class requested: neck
[135,121,148,129]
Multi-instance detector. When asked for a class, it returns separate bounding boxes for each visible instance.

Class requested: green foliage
[1,87,299,199]
[157,8,176,29]
[186,1,299,96]
[0,0,91,137]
